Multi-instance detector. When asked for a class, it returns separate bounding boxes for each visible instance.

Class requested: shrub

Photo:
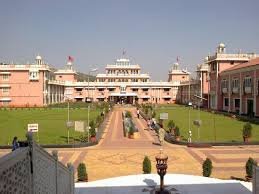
[243,122,252,138]
[246,157,257,178]
[174,126,180,136]
[77,163,88,181]
[143,156,151,174]
[95,115,103,127]
[152,111,156,119]
[167,120,175,132]
[128,126,134,135]
[89,120,96,137]
[202,158,212,177]
[125,111,132,118]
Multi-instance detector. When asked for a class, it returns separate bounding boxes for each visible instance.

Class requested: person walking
[137,108,140,119]
[12,136,19,151]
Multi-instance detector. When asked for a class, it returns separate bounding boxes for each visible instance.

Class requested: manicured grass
[0,108,101,145]
[155,105,259,142]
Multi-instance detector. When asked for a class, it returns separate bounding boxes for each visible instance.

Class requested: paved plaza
[1,106,259,181]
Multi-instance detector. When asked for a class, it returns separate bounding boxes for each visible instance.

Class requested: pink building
[219,57,259,117]
[207,43,257,110]
[0,56,65,107]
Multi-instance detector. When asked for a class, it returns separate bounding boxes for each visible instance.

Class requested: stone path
[1,106,259,181]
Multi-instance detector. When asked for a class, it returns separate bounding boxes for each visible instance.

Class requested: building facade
[219,57,259,117]
[1,44,258,118]
[0,56,64,107]
[0,56,188,107]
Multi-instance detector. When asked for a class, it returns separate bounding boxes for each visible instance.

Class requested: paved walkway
[1,106,259,181]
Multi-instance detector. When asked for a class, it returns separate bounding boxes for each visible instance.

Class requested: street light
[188,101,192,143]
[193,95,207,141]
[87,68,98,142]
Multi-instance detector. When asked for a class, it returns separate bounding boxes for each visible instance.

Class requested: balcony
[244,87,252,94]
[222,88,228,94]
[232,87,239,94]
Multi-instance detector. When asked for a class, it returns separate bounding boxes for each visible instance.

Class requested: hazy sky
[0,0,259,80]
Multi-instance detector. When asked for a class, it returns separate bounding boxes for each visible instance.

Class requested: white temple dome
[36,55,42,60]
[219,43,225,48]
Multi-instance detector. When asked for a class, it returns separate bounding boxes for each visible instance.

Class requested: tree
[202,158,212,177]
[246,157,257,178]
[243,122,252,138]
[143,156,151,174]
[77,163,88,181]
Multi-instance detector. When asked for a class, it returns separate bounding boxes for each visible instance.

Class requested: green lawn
[0,108,101,145]
[155,105,259,142]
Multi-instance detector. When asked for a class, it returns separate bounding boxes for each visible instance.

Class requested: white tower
[35,55,43,65]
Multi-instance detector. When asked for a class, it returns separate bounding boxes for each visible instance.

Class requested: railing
[0,133,74,194]
[232,87,239,94]
[253,166,259,194]
[222,88,228,94]
[245,87,252,94]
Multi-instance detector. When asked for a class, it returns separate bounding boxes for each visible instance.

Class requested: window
[76,88,83,92]
[98,88,104,92]
[211,63,217,71]
[59,75,62,78]
[132,88,138,92]
[142,88,149,92]
[29,70,39,80]
[2,88,10,95]
[232,78,239,88]
[1,101,9,106]
[108,88,115,92]
[244,77,252,87]
[234,99,240,108]
[224,98,229,107]
[2,74,10,81]
[143,98,149,102]
[164,88,170,92]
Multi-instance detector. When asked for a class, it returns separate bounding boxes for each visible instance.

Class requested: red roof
[221,57,259,73]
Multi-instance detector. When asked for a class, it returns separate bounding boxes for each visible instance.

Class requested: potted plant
[167,120,175,133]
[77,163,88,182]
[245,157,257,181]
[174,126,180,141]
[143,156,151,174]
[243,122,252,142]
[89,120,97,142]
[202,158,213,177]
[128,126,134,139]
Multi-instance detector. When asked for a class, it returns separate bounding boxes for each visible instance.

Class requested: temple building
[0,55,188,107]
[1,43,258,118]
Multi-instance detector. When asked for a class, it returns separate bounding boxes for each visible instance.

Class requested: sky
[0,0,259,80]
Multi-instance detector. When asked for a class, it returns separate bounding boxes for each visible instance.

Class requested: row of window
[224,98,240,108]
[98,78,147,82]
[1,88,10,95]
[1,72,40,81]
[107,69,139,75]
[221,77,259,88]
[76,88,171,92]
[1,74,10,81]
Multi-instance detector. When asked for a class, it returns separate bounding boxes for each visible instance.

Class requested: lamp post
[87,68,98,142]
[155,149,169,194]
[188,101,192,143]
[193,95,207,141]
